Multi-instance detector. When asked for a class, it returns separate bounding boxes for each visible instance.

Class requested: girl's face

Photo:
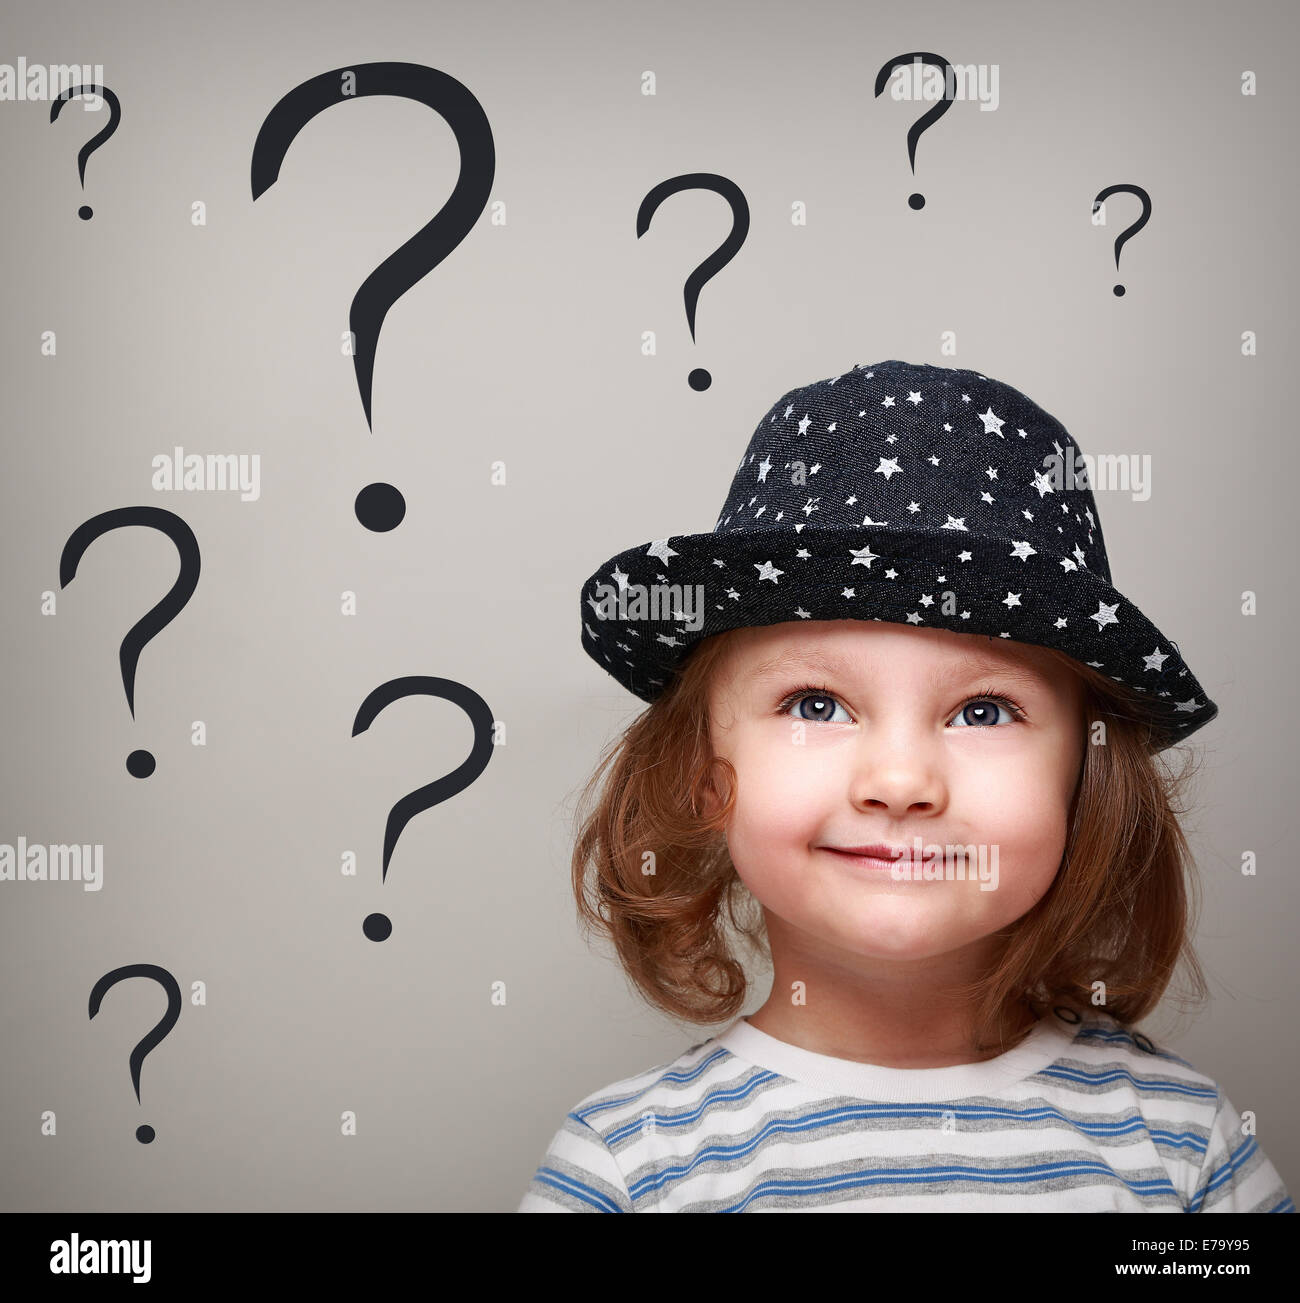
[706,620,1087,966]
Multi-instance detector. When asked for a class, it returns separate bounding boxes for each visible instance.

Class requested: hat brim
[579,524,1219,748]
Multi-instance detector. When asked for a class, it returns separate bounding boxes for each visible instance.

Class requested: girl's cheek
[741,751,829,819]
[951,753,1057,807]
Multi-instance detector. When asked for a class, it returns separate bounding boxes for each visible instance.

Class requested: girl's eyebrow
[749,647,1050,692]
[751,648,859,680]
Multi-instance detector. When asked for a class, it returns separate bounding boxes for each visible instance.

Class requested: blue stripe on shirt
[714,1159,1180,1213]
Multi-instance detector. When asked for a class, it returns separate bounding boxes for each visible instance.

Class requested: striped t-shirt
[518,1008,1293,1212]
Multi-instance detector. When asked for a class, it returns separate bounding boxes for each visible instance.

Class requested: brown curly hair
[569,627,1210,1054]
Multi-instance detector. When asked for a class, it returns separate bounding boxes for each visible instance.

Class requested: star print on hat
[579,359,1218,749]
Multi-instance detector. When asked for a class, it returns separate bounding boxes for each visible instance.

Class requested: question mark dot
[688,368,711,392]
[126,750,155,779]
[908,193,925,210]
[136,1125,155,1144]
[355,483,406,532]
[363,913,392,942]
[78,205,93,221]
[1113,284,1126,297]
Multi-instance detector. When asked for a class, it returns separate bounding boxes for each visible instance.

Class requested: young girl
[519,359,1292,1213]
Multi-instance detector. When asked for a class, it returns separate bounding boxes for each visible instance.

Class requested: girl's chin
[789,908,994,961]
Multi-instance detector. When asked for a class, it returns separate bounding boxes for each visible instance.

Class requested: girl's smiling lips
[820,842,922,864]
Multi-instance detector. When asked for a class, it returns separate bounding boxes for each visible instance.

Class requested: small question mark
[59,506,201,778]
[251,62,496,532]
[1092,184,1151,296]
[48,84,121,220]
[636,173,750,391]
[352,676,496,942]
[88,964,181,1144]
[873,53,954,210]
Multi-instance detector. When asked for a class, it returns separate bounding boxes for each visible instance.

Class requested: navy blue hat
[580,359,1218,749]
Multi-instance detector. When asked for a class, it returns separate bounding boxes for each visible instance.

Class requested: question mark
[88,964,181,1144]
[873,53,954,210]
[352,676,496,942]
[1092,184,1151,296]
[59,506,201,778]
[636,174,749,391]
[251,62,496,532]
[48,84,121,220]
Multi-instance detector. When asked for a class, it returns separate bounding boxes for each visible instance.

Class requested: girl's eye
[949,697,1021,728]
[782,691,851,724]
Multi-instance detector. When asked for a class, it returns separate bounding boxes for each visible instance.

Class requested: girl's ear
[689,758,725,822]
[689,767,716,819]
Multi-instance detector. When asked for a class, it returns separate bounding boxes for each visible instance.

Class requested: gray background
[0,0,1295,1211]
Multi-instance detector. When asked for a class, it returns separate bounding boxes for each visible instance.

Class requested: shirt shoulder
[516,1035,736,1212]
[1062,1013,1294,1213]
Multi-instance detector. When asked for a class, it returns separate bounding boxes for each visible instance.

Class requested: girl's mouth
[824,842,920,862]
[820,843,922,871]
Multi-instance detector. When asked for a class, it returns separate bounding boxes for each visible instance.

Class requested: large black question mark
[88,964,181,1144]
[59,506,201,778]
[636,174,749,391]
[1092,184,1151,297]
[48,84,121,220]
[873,53,954,210]
[251,62,495,532]
[352,676,496,942]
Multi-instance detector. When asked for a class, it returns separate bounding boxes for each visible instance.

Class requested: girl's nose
[846,734,946,815]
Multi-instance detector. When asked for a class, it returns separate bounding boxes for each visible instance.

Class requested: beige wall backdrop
[0,0,1295,1211]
